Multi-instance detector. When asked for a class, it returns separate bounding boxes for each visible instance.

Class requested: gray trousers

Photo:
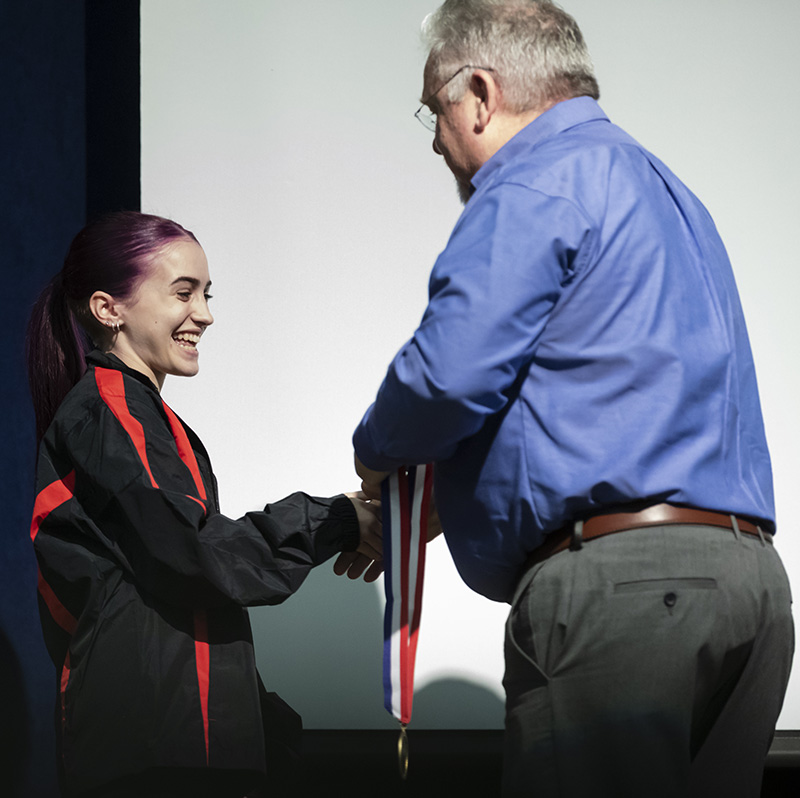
[503,523,794,797]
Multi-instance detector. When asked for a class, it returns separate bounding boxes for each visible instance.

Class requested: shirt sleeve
[34,384,359,610]
[353,182,593,469]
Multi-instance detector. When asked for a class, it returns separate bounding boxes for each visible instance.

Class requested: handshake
[333,454,442,582]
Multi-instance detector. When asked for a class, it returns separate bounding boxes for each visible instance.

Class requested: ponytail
[25,272,93,444]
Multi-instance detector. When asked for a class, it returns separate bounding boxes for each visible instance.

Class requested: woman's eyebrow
[170,277,212,289]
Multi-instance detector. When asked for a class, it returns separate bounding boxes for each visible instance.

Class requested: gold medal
[397,725,409,780]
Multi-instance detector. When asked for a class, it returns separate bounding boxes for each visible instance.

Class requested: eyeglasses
[414,65,496,132]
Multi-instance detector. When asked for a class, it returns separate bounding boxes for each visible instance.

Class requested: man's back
[358,96,773,601]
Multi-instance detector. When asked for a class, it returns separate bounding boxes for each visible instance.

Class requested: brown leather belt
[528,503,770,567]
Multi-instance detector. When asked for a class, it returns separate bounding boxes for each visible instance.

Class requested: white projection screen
[141,0,800,730]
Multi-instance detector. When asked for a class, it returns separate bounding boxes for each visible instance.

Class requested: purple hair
[26,211,199,443]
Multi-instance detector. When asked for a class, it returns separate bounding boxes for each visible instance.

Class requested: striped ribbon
[382,464,433,726]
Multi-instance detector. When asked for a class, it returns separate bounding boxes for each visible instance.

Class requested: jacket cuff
[326,495,360,552]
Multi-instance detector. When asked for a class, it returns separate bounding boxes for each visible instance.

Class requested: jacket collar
[86,350,161,394]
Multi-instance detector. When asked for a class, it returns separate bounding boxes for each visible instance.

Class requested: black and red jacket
[30,351,358,795]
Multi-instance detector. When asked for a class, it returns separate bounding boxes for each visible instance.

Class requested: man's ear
[88,291,122,330]
[471,69,501,132]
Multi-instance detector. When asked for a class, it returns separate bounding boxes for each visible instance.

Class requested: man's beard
[456,176,473,205]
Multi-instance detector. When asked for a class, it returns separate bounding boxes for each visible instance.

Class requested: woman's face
[110,239,214,390]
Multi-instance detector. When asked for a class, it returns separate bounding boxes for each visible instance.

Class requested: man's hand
[333,492,384,581]
[333,456,446,582]
[355,453,391,500]
[354,451,445,544]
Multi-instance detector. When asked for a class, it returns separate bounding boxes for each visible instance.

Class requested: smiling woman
[24,212,383,798]
[92,238,214,390]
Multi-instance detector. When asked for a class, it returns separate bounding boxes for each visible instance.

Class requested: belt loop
[756,524,767,546]
[729,514,742,541]
[571,519,584,551]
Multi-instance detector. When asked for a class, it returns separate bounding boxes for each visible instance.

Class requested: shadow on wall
[249,564,505,730]
[413,678,505,729]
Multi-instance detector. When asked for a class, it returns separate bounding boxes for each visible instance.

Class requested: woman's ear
[88,291,121,331]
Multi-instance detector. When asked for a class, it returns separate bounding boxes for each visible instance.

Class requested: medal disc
[397,726,409,780]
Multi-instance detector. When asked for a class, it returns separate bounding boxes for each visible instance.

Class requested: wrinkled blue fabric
[354,97,773,602]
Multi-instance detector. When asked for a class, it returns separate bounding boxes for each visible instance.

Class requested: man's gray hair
[422,0,599,113]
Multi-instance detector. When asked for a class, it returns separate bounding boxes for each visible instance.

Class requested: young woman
[26,212,381,798]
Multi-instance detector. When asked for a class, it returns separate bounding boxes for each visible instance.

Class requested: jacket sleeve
[34,382,359,610]
[353,182,593,469]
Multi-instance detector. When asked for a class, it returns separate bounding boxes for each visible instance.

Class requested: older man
[347,1,793,795]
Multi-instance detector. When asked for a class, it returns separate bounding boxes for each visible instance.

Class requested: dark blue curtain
[0,2,139,795]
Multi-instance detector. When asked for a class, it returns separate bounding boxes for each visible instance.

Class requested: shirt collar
[471,96,609,191]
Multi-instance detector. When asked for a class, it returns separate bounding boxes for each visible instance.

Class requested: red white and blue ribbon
[382,464,433,727]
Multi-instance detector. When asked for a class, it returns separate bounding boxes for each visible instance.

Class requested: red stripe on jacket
[95,367,160,488]
[193,610,211,763]
[30,470,76,542]
[30,471,79,740]
[163,396,212,754]
[60,651,72,739]
[37,569,77,635]
[162,401,208,504]
[30,471,79,639]
[95,365,212,763]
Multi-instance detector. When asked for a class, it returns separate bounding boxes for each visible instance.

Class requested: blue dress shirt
[353,97,774,602]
